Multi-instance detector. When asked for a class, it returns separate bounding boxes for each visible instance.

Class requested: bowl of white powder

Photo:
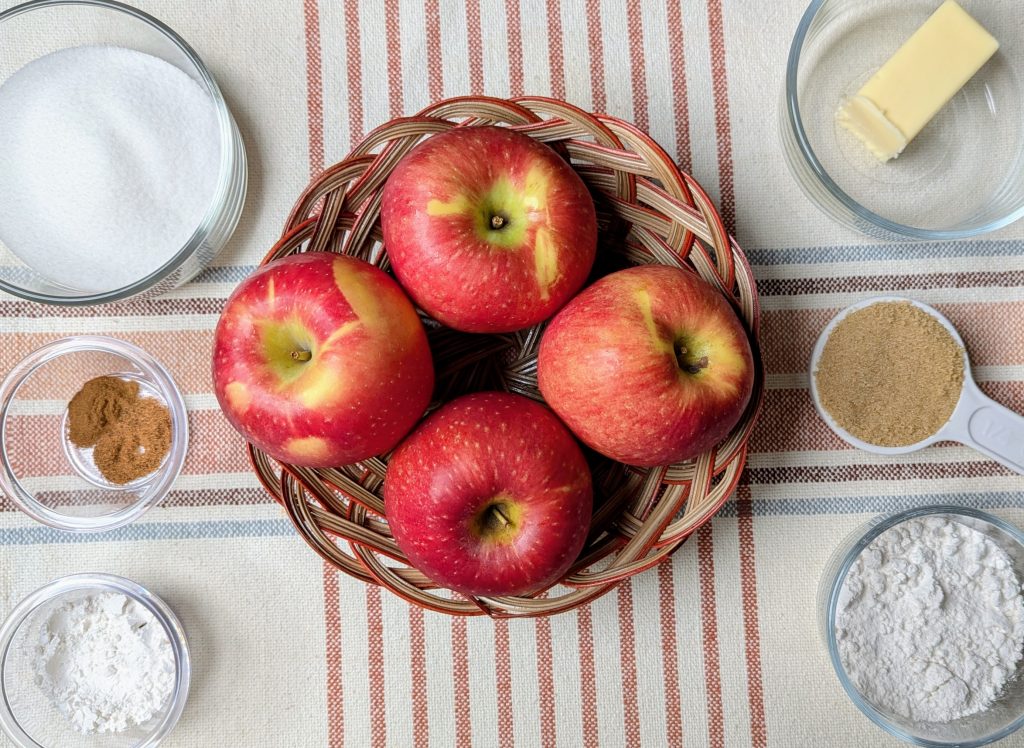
[821,505,1024,745]
[0,0,246,305]
[0,573,189,747]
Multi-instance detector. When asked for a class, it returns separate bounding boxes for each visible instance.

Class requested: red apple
[384,391,593,597]
[538,265,755,467]
[213,252,434,468]
[380,126,597,333]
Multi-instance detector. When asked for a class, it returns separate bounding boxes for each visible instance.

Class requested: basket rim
[244,94,765,617]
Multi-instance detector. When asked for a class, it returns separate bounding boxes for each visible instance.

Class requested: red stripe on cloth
[366,586,388,748]
[0,331,221,396]
[737,485,768,747]
[425,0,444,101]
[535,616,557,748]
[1,411,248,476]
[705,0,735,234]
[754,382,1024,454]
[323,564,344,747]
[302,0,324,173]
[584,0,607,112]
[751,389,845,454]
[384,0,403,118]
[625,0,649,132]
[465,0,485,94]
[658,561,684,748]
[764,303,1024,376]
[698,526,725,748]
[616,584,642,747]
[665,0,692,172]
[504,0,525,97]
[494,620,515,748]
[344,0,364,142]
[545,0,566,99]
[576,604,600,746]
[409,606,429,748]
[451,618,473,748]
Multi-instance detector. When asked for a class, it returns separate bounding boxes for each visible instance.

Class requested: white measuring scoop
[809,295,1024,475]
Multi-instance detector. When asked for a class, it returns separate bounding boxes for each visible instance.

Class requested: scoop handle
[949,379,1024,475]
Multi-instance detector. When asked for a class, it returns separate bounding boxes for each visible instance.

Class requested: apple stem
[291,350,312,362]
[490,505,511,527]
[489,214,507,230]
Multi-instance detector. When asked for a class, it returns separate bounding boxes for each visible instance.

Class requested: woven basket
[247,96,764,618]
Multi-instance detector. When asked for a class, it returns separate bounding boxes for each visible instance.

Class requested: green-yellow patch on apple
[294,364,339,410]
[333,260,387,332]
[633,288,675,357]
[224,381,251,414]
[258,318,316,383]
[533,228,558,301]
[285,436,332,463]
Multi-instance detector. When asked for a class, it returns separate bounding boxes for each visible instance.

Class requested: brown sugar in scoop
[814,301,965,447]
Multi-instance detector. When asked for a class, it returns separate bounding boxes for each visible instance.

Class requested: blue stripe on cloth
[743,239,1024,267]
[716,490,1024,518]
[0,518,295,546]
[188,238,1024,283]
[3,494,1018,545]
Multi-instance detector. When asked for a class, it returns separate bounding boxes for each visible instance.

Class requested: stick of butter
[837,0,998,162]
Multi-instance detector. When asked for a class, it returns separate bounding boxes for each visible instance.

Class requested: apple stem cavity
[489,504,512,528]
[290,349,312,362]
[674,341,709,375]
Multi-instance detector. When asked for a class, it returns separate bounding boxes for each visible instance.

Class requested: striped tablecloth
[3,1,1024,746]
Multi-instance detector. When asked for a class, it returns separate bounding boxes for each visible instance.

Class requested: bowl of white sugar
[0,0,246,305]
[0,573,190,747]
[821,505,1024,746]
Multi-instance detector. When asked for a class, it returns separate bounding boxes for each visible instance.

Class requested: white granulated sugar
[0,45,220,293]
[33,591,175,734]
[836,517,1024,723]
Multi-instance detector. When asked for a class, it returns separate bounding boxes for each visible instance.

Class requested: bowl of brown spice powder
[0,336,188,531]
[810,296,1024,474]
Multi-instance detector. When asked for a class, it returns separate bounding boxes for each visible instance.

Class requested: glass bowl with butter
[782,0,1024,240]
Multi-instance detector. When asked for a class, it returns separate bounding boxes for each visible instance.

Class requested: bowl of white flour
[0,573,190,747]
[0,0,247,305]
[821,505,1024,746]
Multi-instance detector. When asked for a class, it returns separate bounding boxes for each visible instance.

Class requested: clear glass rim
[785,0,1024,241]
[824,504,1024,747]
[0,0,238,305]
[0,336,189,532]
[0,573,191,748]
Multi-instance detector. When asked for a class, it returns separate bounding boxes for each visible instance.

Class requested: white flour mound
[33,591,175,734]
[836,516,1024,723]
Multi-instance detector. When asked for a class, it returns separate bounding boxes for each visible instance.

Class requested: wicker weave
[246,96,764,617]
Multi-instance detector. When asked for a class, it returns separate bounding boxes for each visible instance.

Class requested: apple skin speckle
[384,391,593,598]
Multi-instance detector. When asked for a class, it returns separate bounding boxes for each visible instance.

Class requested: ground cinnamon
[67,376,138,448]
[67,375,172,484]
[814,301,964,447]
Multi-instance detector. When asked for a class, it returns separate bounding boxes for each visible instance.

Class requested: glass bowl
[0,336,188,532]
[0,573,190,747]
[819,505,1024,746]
[782,0,1024,240]
[0,0,247,304]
